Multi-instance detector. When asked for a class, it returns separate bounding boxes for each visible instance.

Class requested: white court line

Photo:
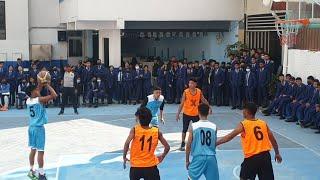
[234,111,320,157]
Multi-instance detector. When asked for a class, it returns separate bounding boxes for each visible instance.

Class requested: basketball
[37,71,51,84]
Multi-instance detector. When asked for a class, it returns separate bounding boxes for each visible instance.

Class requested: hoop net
[275,19,310,47]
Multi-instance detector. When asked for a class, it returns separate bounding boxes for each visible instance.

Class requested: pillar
[99,29,121,67]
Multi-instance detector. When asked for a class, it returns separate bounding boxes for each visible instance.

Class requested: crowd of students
[0,49,319,133]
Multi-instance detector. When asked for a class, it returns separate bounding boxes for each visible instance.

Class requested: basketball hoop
[275,19,310,47]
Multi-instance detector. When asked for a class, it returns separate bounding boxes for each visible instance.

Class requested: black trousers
[130,166,160,180]
[213,85,222,106]
[60,87,77,111]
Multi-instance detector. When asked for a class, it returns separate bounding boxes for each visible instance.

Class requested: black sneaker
[38,174,47,180]
[58,111,64,115]
[74,110,79,115]
[180,142,186,151]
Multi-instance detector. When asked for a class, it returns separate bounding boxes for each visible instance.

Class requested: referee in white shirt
[58,64,79,115]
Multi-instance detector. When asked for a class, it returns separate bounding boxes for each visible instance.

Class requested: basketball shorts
[183,114,199,133]
[130,166,160,180]
[28,126,45,151]
[188,155,219,180]
[240,151,274,180]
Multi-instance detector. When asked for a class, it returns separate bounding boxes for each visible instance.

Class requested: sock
[38,168,45,175]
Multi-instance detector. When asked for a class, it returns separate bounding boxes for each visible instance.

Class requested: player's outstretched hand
[123,157,130,169]
[275,154,282,163]
[186,161,190,170]
[176,113,180,122]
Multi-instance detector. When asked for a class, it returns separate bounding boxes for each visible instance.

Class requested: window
[0,1,5,40]
[69,39,83,57]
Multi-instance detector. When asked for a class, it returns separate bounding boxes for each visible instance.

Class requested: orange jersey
[183,88,202,116]
[130,125,159,167]
[240,119,272,158]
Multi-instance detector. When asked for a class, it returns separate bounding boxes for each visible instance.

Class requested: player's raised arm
[123,128,135,169]
[185,126,193,170]
[216,123,244,146]
[267,125,282,163]
[176,92,186,121]
[157,131,170,163]
[39,84,58,104]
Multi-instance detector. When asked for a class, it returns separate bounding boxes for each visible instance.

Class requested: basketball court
[0,104,320,180]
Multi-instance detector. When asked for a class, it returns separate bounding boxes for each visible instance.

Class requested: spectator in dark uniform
[143,65,152,100]
[257,61,270,107]
[107,65,116,104]
[17,78,29,109]
[213,62,225,106]
[0,62,6,82]
[82,61,94,105]
[231,63,244,109]
[6,65,16,106]
[133,64,143,105]
[29,63,39,80]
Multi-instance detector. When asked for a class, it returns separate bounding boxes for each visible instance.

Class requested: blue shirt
[145,95,165,118]
[26,97,48,127]
[191,120,217,157]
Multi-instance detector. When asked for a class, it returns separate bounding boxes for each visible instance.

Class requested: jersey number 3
[200,130,211,146]
[139,135,153,152]
[30,106,35,117]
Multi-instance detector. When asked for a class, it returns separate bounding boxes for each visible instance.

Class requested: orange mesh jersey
[130,125,159,167]
[240,119,272,158]
[183,88,202,116]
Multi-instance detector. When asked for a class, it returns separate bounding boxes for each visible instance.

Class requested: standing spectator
[223,63,232,106]
[93,59,107,83]
[133,64,143,105]
[75,77,82,107]
[107,66,116,104]
[51,66,61,107]
[58,65,78,115]
[81,61,94,105]
[157,64,167,99]
[6,65,16,106]
[152,59,161,86]
[192,61,203,89]
[244,66,257,103]
[29,63,39,80]
[213,62,225,106]
[123,63,133,104]
[143,65,152,99]
[176,61,187,104]
[231,63,244,109]
[257,61,270,108]
[115,66,124,104]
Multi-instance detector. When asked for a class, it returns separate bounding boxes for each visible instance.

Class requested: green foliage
[225,41,248,57]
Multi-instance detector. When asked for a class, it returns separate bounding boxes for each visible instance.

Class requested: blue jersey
[191,120,217,157]
[26,97,48,127]
[146,95,164,118]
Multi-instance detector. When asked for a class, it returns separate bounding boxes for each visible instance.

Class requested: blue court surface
[1,105,320,180]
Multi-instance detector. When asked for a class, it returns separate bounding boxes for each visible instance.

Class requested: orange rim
[276,19,310,26]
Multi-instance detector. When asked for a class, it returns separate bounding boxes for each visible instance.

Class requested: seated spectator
[17,79,29,109]
[86,77,99,107]
[313,105,320,133]
[0,78,10,111]
[96,77,106,105]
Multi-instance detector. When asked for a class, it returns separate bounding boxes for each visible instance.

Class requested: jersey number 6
[254,126,264,140]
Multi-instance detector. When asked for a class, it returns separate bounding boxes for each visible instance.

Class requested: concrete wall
[99,29,121,67]
[246,0,271,15]
[29,0,67,61]
[60,0,244,22]
[0,0,29,61]
[287,49,320,81]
